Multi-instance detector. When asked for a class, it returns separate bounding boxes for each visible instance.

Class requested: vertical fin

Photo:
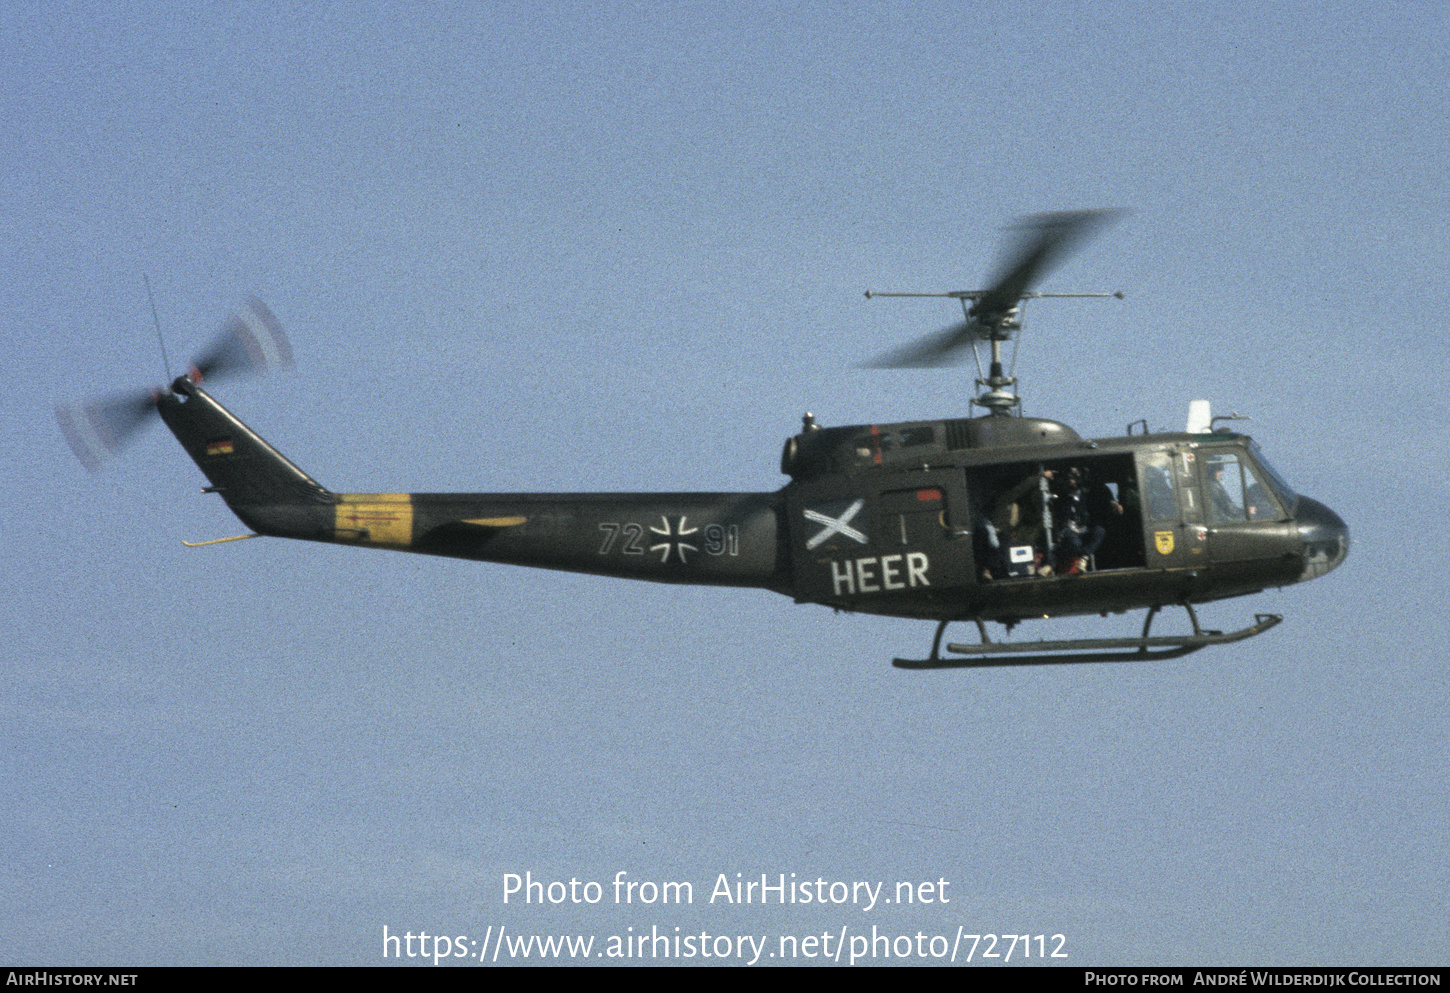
[155,378,329,506]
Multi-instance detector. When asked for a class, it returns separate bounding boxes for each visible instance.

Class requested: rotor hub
[862,209,1124,417]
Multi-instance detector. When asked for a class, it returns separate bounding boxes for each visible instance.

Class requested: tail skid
[182,533,261,547]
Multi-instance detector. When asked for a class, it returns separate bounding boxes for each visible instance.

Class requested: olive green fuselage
[158,380,1348,627]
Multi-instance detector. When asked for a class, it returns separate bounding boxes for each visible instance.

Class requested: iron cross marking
[650,515,700,564]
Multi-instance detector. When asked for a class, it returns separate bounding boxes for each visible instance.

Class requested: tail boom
[157,379,788,593]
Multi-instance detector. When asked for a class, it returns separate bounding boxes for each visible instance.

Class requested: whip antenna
[144,274,173,383]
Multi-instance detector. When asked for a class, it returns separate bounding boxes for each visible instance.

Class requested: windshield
[1247,442,1298,513]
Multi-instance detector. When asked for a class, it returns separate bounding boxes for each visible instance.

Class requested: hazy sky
[4,1,1447,966]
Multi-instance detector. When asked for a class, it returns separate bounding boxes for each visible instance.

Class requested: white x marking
[804,498,868,549]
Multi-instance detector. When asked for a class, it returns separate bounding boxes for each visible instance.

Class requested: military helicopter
[59,211,1348,667]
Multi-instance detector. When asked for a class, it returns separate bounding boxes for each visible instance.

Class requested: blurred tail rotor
[189,299,291,383]
[56,388,162,472]
[57,298,292,471]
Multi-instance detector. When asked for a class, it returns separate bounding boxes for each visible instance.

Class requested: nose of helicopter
[1296,496,1349,581]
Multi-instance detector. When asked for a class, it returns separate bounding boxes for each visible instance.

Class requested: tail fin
[156,377,335,537]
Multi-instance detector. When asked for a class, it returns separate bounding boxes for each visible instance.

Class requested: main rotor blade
[972,209,1122,322]
[862,320,985,368]
[56,389,159,472]
[190,298,291,383]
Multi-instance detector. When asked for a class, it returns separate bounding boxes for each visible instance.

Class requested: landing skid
[893,604,1283,669]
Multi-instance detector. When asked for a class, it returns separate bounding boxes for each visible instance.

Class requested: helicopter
[59,211,1348,667]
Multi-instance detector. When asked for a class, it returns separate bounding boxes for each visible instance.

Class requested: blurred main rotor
[865,209,1123,415]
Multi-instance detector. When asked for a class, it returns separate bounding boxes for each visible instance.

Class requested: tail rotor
[57,298,292,470]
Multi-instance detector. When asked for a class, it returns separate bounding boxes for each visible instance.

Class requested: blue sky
[3,1,1447,966]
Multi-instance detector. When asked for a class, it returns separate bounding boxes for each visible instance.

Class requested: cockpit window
[1205,449,1284,523]
[1205,452,1245,522]
[1140,451,1178,522]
